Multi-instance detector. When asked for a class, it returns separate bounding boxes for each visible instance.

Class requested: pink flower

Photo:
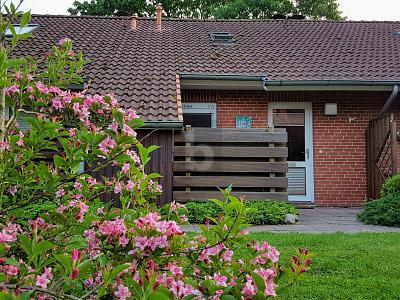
[125,180,134,191]
[9,186,17,196]
[99,218,127,239]
[119,235,129,247]
[267,246,280,263]
[114,284,131,300]
[87,177,97,185]
[114,182,123,194]
[221,250,233,262]
[168,264,183,277]
[56,188,65,198]
[0,141,10,151]
[98,137,116,155]
[170,280,195,299]
[70,268,79,279]
[71,250,82,263]
[5,85,20,96]
[69,128,76,137]
[35,81,49,94]
[57,205,67,214]
[125,109,139,120]
[36,274,50,289]
[213,274,228,287]
[74,181,83,190]
[122,124,137,137]
[58,37,71,45]
[108,122,119,132]
[121,163,130,174]
[241,277,257,298]
[254,268,277,297]
[14,71,23,81]
[0,265,19,276]
[52,98,64,110]
[0,232,15,243]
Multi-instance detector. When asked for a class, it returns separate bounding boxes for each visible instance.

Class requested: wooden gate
[366,114,398,199]
[173,127,288,201]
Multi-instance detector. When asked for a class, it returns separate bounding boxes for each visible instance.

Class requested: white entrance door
[268,102,314,202]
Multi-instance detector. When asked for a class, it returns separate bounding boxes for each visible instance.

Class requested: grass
[247,233,400,300]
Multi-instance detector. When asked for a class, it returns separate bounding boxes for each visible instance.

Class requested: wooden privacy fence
[366,114,398,199]
[173,127,288,202]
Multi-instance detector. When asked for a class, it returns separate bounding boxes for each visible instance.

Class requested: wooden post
[185,125,192,192]
[390,114,398,175]
[267,127,276,194]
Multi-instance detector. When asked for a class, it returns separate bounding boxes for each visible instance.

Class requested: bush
[358,193,400,227]
[162,200,298,225]
[246,201,298,225]
[380,174,400,197]
[12,201,57,220]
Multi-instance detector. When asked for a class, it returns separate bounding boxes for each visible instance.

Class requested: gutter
[378,84,399,118]
[180,73,266,82]
[263,79,400,89]
[142,121,183,129]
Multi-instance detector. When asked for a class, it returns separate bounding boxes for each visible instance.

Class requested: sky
[13,0,400,21]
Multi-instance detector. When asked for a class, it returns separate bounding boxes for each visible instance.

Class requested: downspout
[378,84,399,118]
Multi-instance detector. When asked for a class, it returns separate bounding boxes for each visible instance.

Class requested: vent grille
[209,32,235,44]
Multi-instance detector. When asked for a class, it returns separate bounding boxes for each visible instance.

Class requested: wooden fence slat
[173,176,288,188]
[173,161,288,173]
[173,146,288,158]
[174,130,287,143]
[173,191,288,201]
[366,114,398,200]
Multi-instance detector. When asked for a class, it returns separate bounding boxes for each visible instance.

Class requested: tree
[68,0,344,20]
[0,3,312,299]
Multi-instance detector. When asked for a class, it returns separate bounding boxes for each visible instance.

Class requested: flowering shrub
[0,5,311,299]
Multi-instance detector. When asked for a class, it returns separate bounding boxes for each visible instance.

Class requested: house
[14,7,400,207]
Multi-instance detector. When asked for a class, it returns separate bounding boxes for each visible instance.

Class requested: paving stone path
[182,208,400,233]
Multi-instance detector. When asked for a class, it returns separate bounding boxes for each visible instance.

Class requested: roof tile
[13,15,400,121]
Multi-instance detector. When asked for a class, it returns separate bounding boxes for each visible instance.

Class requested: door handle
[306,148,309,160]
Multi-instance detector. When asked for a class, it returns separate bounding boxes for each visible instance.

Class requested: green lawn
[247,233,400,300]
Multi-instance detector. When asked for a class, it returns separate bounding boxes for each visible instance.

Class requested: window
[272,108,305,161]
[183,113,212,128]
[209,32,235,44]
[5,24,38,37]
[182,103,216,128]
[16,110,32,131]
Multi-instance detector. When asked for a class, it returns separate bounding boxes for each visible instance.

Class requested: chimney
[130,17,137,30]
[156,4,162,31]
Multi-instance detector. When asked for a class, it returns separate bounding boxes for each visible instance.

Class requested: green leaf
[5,258,20,266]
[19,235,32,258]
[55,254,72,275]
[221,296,237,300]
[20,12,31,28]
[32,240,54,258]
[251,272,266,294]
[104,263,131,285]
[77,260,95,279]
[149,292,171,300]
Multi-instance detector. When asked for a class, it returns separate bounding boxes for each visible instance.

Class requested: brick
[182,89,400,207]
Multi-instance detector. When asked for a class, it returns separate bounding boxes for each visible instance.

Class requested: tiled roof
[13,15,400,122]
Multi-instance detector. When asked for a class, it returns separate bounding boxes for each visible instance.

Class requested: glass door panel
[269,104,314,202]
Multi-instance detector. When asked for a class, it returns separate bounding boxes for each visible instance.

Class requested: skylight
[5,24,38,37]
[209,32,235,44]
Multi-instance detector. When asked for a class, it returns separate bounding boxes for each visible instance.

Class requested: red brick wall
[182,90,400,207]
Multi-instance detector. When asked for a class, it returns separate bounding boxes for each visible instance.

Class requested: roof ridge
[31,14,400,23]
[31,14,130,20]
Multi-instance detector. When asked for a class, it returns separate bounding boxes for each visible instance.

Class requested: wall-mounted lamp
[324,103,337,116]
